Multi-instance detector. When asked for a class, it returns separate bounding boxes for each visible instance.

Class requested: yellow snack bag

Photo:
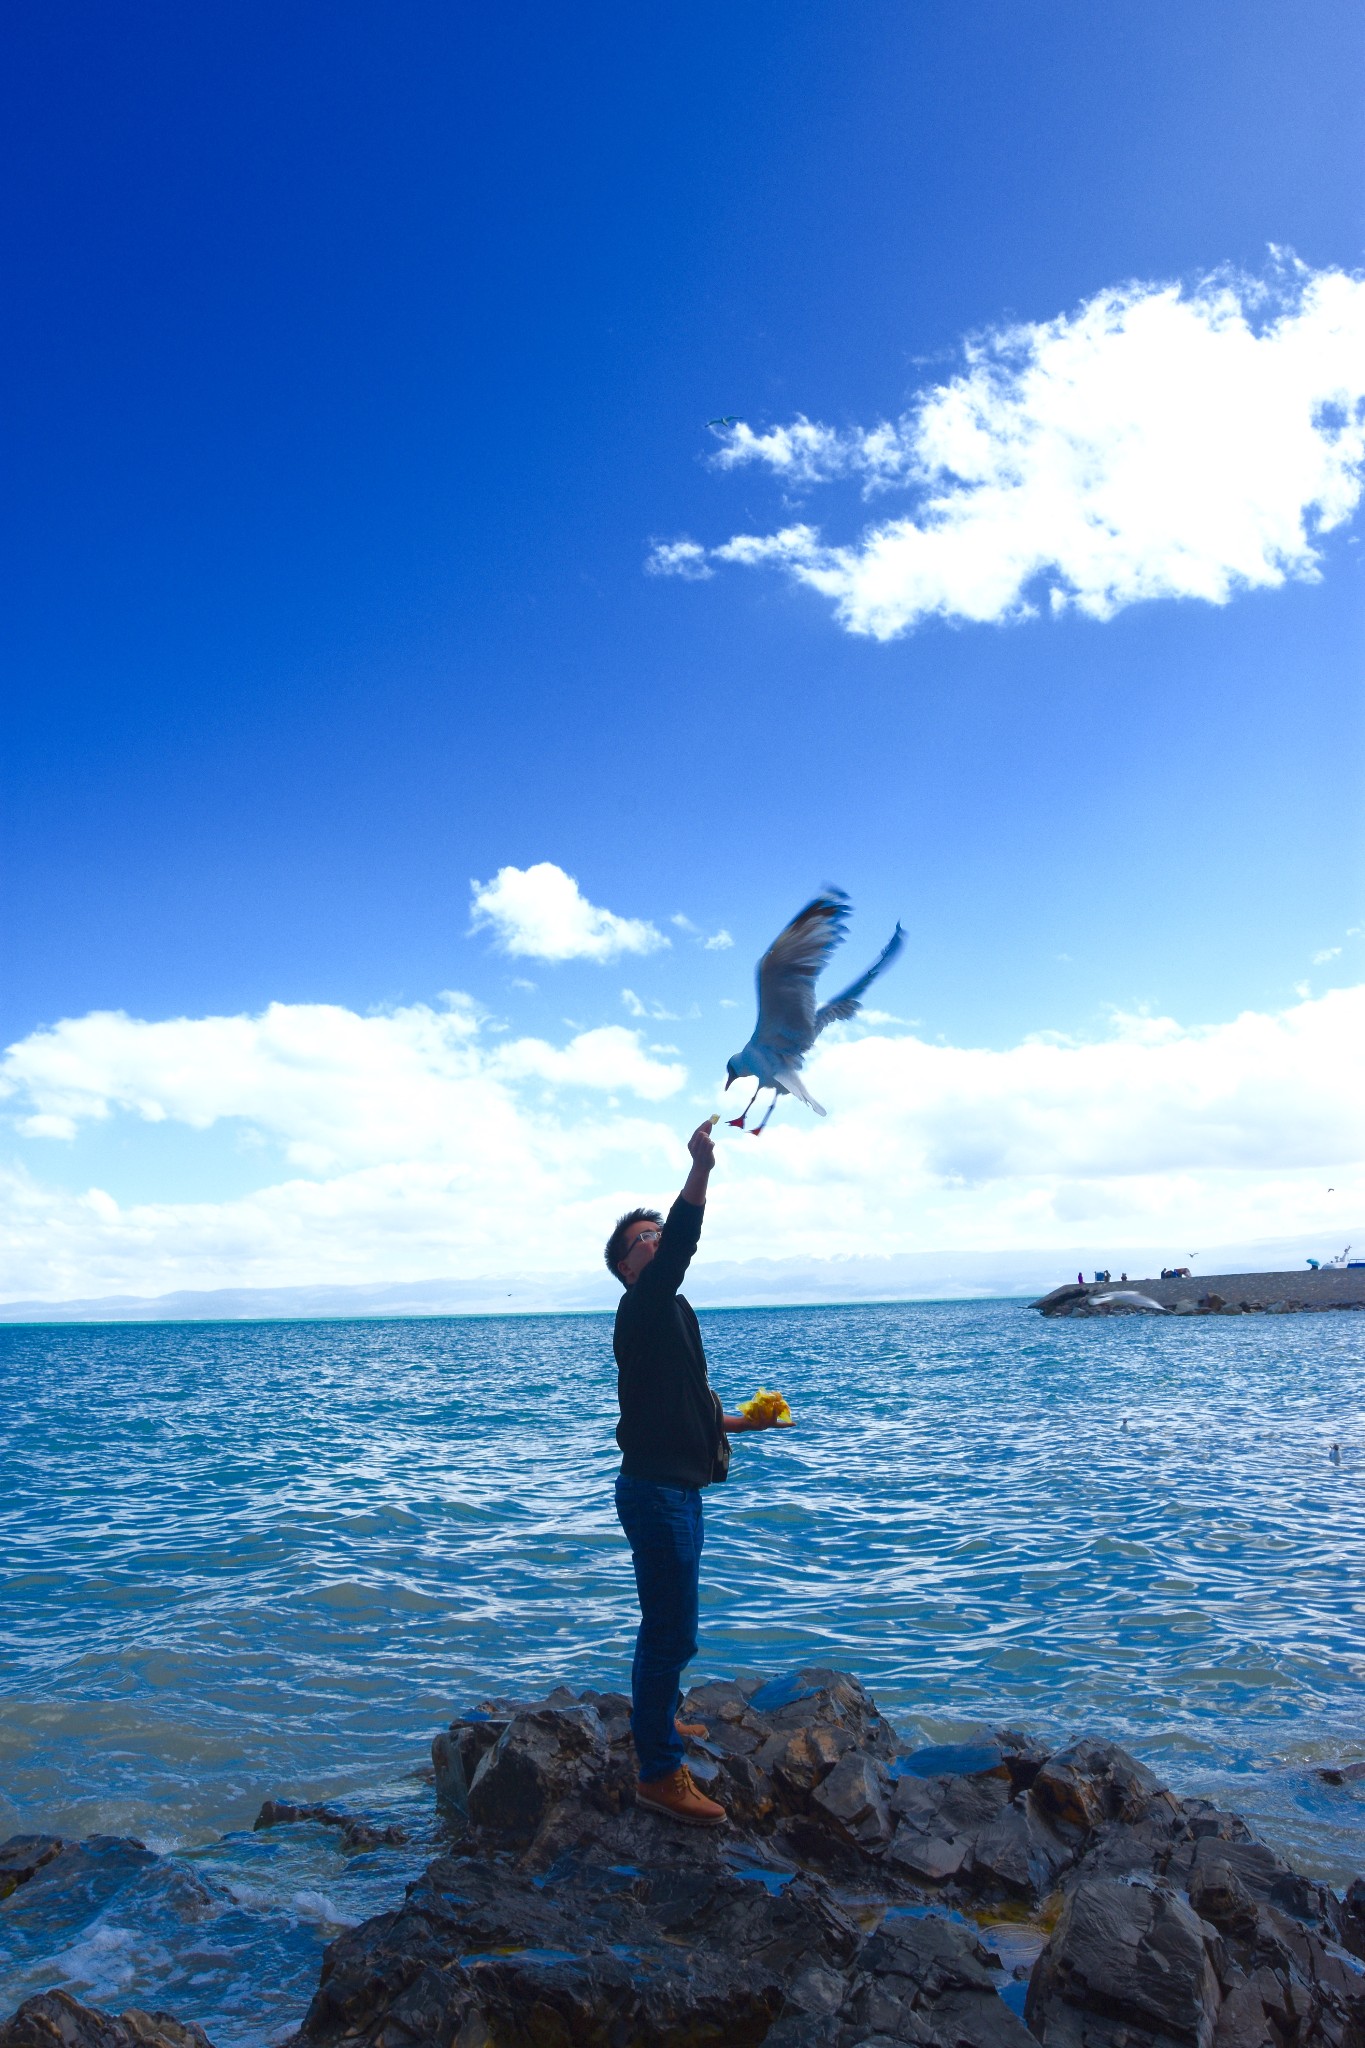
[739,1386,793,1427]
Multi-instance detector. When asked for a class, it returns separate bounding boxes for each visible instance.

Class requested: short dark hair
[605,1207,663,1284]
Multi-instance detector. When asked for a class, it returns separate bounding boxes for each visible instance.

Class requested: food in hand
[706,1114,720,1129]
[740,1386,793,1427]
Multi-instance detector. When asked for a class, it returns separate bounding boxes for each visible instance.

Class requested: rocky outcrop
[5,1671,1361,2048]
[291,1668,1364,2048]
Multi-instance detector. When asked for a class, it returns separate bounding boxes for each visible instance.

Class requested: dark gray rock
[886,1819,971,1883]
[0,1837,66,1901]
[1034,1284,1091,1315]
[1026,1879,1223,2048]
[809,1752,893,1849]
[252,1799,407,1850]
[1031,1737,1169,1836]
[466,1702,621,1843]
[431,1728,469,1814]
[117,2020,212,2048]
[970,1794,1072,1897]
[1317,1761,1365,1787]
[844,1915,1036,2047]
[991,1727,1051,1791]
[299,1845,849,2045]
[0,1993,212,2048]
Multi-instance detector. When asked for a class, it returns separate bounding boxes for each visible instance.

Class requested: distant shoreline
[4,1238,1361,1325]
[0,1294,1038,1330]
[1034,1266,1365,1316]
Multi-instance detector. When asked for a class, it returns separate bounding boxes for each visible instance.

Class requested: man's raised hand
[681,1119,716,1207]
[687,1120,717,1172]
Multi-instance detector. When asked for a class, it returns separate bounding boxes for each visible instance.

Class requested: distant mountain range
[0,1231,1352,1322]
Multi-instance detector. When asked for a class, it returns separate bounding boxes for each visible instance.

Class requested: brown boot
[635,1765,727,1827]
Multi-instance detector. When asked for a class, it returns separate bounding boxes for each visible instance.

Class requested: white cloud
[494,1025,684,1099]
[0,1000,683,1172]
[653,259,1365,639]
[644,538,712,580]
[621,989,696,1023]
[709,416,910,492]
[470,863,667,962]
[1,986,1362,1300]
[1312,946,1342,965]
[672,913,734,951]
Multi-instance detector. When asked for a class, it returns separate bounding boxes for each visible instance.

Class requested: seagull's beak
[723,1075,733,1091]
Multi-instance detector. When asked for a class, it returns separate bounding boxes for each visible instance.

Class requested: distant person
[1078,1271,1084,1285]
[605,1119,781,1827]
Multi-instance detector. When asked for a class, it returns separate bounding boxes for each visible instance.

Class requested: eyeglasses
[628,1228,662,1251]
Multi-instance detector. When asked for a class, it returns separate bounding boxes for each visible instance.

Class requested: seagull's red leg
[751,1091,779,1136]
[727,1081,761,1129]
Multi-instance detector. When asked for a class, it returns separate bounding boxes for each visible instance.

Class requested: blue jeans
[614,1474,703,1782]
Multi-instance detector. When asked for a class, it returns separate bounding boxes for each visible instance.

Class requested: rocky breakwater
[5,1667,1364,2048]
[1034,1268,1365,1318]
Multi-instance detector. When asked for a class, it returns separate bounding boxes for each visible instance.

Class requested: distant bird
[1330,1443,1342,1465]
[707,415,740,428]
[724,889,905,1134]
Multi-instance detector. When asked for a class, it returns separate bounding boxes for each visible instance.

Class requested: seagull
[723,889,905,1134]
[707,415,740,428]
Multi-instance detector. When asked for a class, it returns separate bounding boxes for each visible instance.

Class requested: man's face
[618,1219,662,1286]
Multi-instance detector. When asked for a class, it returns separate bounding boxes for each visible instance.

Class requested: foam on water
[2,1303,1363,2042]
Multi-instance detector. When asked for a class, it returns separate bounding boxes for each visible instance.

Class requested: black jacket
[614,1197,728,1488]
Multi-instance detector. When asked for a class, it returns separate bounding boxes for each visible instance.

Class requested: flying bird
[724,889,905,1134]
[707,414,740,427]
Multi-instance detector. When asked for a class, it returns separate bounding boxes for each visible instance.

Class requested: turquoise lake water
[1,1303,1363,2043]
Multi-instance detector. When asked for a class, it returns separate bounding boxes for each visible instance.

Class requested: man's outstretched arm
[631,1122,717,1299]
[679,1119,715,1207]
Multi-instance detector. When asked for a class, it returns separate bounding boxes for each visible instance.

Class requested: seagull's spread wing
[753,891,851,1061]
[813,923,905,1036]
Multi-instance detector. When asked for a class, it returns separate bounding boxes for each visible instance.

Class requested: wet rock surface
[0,1989,211,2048]
[6,1669,1362,2047]
[304,1669,1365,2046]
[254,1799,409,1852]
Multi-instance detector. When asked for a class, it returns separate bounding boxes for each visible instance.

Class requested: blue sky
[2,1,1363,1299]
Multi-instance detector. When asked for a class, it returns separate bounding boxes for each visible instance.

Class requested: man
[605,1117,780,1827]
